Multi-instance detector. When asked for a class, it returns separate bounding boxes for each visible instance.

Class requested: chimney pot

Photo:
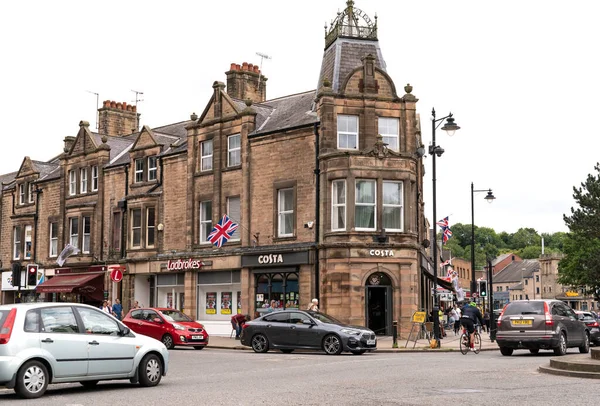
[110,101,116,108]
[122,102,127,109]
[242,62,248,70]
[230,63,237,71]
[248,63,254,71]
[116,102,122,110]
[103,100,111,108]
[236,64,241,70]
[254,65,259,73]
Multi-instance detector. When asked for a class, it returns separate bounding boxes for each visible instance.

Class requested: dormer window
[201,140,213,171]
[80,168,88,193]
[148,157,157,181]
[228,134,241,167]
[28,183,35,204]
[18,184,25,204]
[135,159,144,183]
[91,166,99,191]
[69,170,76,195]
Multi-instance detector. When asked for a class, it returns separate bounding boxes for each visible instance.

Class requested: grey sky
[2,0,598,235]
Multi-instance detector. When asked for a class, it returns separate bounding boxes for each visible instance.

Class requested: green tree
[517,245,542,259]
[558,163,600,297]
[511,228,542,249]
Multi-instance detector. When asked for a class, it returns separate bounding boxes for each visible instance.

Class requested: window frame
[331,180,346,231]
[199,200,212,244]
[337,115,359,150]
[200,139,213,172]
[49,222,58,257]
[147,156,158,182]
[355,179,377,231]
[13,226,22,260]
[134,158,144,183]
[277,188,295,238]
[378,117,400,152]
[112,211,122,253]
[69,217,79,249]
[68,170,76,196]
[24,225,32,259]
[131,208,142,248]
[146,207,156,248]
[227,196,241,241]
[18,183,25,204]
[382,181,403,232]
[80,168,88,193]
[28,183,35,204]
[82,216,91,254]
[227,134,241,167]
[91,165,99,192]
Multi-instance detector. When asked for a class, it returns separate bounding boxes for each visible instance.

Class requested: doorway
[365,272,393,335]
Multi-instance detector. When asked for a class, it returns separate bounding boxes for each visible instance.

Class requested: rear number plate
[192,335,203,340]
[511,320,532,326]
[367,339,376,345]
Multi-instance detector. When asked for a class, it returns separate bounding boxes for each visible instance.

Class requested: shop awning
[36,273,102,294]
[422,271,456,292]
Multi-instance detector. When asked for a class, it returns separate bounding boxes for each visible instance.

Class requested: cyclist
[460,301,485,349]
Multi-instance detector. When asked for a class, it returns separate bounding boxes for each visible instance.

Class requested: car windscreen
[309,312,342,324]
[503,302,545,316]
[579,313,596,321]
[160,310,192,322]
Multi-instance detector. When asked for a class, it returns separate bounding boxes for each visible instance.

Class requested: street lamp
[430,108,460,345]
[470,184,495,296]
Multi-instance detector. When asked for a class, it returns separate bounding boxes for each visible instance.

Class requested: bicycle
[459,324,482,355]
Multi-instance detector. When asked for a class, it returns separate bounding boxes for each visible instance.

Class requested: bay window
[355,180,376,230]
[331,180,346,231]
[382,181,403,231]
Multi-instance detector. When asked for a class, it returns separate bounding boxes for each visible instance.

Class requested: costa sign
[258,254,284,264]
[369,249,394,257]
[167,259,204,271]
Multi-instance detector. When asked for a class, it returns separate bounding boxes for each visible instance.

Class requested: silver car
[0,302,169,399]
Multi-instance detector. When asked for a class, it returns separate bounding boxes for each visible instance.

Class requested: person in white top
[453,304,462,335]
[307,298,319,311]
[100,300,112,314]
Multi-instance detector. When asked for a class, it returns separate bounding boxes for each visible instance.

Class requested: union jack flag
[436,216,449,228]
[442,227,453,244]
[207,215,239,248]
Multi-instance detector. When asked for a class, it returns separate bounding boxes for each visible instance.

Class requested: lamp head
[441,116,460,136]
[485,189,496,203]
[416,145,425,158]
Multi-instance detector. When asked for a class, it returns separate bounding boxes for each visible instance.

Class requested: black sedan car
[240,310,376,355]
[576,311,600,345]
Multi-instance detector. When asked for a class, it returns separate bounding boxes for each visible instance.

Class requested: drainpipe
[120,165,129,259]
[313,122,321,303]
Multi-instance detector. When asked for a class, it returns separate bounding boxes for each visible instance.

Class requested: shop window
[18,183,25,204]
[24,225,32,259]
[337,115,358,150]
[91,165,99,191]
[131,208,142,248]
[146,207,155,247]
[254,272,299,315]
[69,217,79,249]
[28,183,35,204]
[112,212,121,253]
[13,226,22,260]
[49,222,58,257]
[228,134,241,167]
[199,200,212,243]
[82,216,91,253]
[355,179,376,230]
[382,181,403,231]
[69,170,76,195]
[331,180,346,231]
[80,168,88,193]
[201,140,213,171]
[227,196,240,240]
[378,117,399,152]
[148,156,158,181]
[277,188,294,237]
[134,158,144,183]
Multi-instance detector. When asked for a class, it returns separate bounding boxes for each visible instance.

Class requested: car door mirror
[119,326,131,336]
[302,319,314,325]
[577,314,584,321]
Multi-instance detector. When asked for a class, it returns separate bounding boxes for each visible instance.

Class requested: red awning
[36,273,102,294]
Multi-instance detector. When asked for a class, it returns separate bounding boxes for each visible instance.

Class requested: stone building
[0,1,440,336]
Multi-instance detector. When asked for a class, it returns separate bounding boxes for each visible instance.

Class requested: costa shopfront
[241,250,312,318]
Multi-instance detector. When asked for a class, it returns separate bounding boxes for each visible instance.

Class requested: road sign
[110,268,123,282]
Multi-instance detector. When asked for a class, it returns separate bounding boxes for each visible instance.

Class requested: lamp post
[470,184,495,296]
[430,108,460,345]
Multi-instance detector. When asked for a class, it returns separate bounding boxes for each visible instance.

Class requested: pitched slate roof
[493,259,540,284]
[33,160,60,182]
[246,91,318,136]
[0,171,17,187]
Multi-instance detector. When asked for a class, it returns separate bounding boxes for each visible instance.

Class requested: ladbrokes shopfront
[242,249,313,318]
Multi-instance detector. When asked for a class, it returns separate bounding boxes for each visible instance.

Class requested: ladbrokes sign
[166,259,204,271]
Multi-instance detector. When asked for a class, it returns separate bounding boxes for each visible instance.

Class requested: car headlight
[172,323,185,330]
[341,328,361,336]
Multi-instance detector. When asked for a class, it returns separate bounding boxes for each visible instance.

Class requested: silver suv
[0,302,169,399]
[496,299,589,356]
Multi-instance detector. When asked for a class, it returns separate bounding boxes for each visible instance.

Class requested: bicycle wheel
[473,332,482,354]
[459,333,469,355]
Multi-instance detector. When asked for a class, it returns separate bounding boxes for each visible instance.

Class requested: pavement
[207,329,500,353]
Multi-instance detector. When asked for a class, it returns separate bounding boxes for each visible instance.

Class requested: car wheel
[529,349,539,354]
[161,334,174,349]
[79,380,99,388]
[138,353,163,387]
[579,332,590,354]
[251,333,269,353]
[280,349,294,354]
[500,347,513,356]
[14,360,49,399]
[323,334,343,355]
[351,350,366,355]
[193,346,205,350]
[554,332,567,356]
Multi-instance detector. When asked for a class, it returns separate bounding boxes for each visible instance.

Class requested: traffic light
[479,280,488,297]
[27,264,38,288]
[11,262,22,288]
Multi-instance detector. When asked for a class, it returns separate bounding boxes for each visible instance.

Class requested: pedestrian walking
[112,298,123,320]
[308,298,319,311]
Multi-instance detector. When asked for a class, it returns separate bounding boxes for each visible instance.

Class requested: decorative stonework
[363,134,401,159]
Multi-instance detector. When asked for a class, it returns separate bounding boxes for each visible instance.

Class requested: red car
[123,307,209,350]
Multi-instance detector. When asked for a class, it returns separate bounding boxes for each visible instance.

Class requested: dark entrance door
[365,272,393,335]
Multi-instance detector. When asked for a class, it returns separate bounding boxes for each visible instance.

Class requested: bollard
[392,320,398,348]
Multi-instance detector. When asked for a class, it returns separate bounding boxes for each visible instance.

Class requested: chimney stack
[63,136,76,153]
[98,100,140,137]
[225,62,267,103]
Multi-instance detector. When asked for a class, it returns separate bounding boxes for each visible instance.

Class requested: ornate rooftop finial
[325,1,377,49]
